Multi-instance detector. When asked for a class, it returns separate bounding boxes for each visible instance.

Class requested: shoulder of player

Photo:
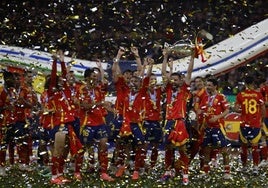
[217,93,228,99]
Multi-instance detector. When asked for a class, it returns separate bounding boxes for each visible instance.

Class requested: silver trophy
[164,29,213,58]
[164,39,194,58]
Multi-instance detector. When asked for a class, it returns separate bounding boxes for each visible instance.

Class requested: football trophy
[164,29,213,62]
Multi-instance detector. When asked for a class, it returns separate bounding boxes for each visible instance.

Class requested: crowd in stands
[0,1,266,60]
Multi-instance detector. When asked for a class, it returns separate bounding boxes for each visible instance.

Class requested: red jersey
[53,88,76,124]
[119,77,149,136]
[144,86,162,121]
[69,83,82,118]
[165,83,191,120]
[200,93,230,128]
[123,77,149,124]
[60,60,85,119]
[0,86,18,126]
[260,85,268,117]
[193,87,208,124]
[114,76,130,115]
[40,59,76,128]
[193,87,208,111]
[15,85,38,122]
[40,90,57,129]
[236,89,264,128]
[78,84,107,126]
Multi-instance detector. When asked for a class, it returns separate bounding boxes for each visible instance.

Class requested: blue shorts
[263,118,268,137]
[109,115,123,141]
[143,120,162,143]
[14,121,30,138]
[72,117,81,138]
[81,124,109,145]
[264,118,268,127]
[28,116,41,140]
[0,124,14,148]
[202,127,229,147]
[130,123,145,145]
[40,127,50,143]
[240,127,261,144]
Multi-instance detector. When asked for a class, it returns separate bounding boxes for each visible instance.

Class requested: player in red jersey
[188,76,208,169]
[0,71,18,176]
[44,51,83,185]
[142,57,163,172]
[234,75,266,174]
[77,65,114,182]
[13,70,39,171]
[79,60,110,174]
[110,47,143,178]
[110,47,132,144]
[58,51,84,181]
[160,48,195,185]
[189,76,219,170]
[114,62,152,180]
[22,70,40,164]
[259,78,268,167]
[38,75,54,172]
[200,78,231,179]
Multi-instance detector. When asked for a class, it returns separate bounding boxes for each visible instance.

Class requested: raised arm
[48,54,58,97]
[184,52,195,85]
[96,59,107,85]
[144,57,154,78]
[161,48,173,84]
[58,50,67,78]
[112,47,125,82]
[161,48,168,79]
[131,46,143,77]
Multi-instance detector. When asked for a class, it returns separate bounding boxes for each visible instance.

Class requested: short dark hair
[84,68,94,78]
[207,78,218,86]
[244,75,254,85]
[171,72,183,78]
[123,69,133,74]
[3,70,14,80]
[194,76,204,81]
[205,74,213,79]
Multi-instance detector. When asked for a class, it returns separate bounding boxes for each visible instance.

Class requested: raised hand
[117,46,125,58]
[95,59,102,68]
[57,50,64,62]
[130,46,139,57]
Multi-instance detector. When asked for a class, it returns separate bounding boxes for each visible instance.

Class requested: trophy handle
[197,29,213,40]
[164,42,171,48]
[195,29,213,46]
[194,30,213,62]
[173,39,193,46]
